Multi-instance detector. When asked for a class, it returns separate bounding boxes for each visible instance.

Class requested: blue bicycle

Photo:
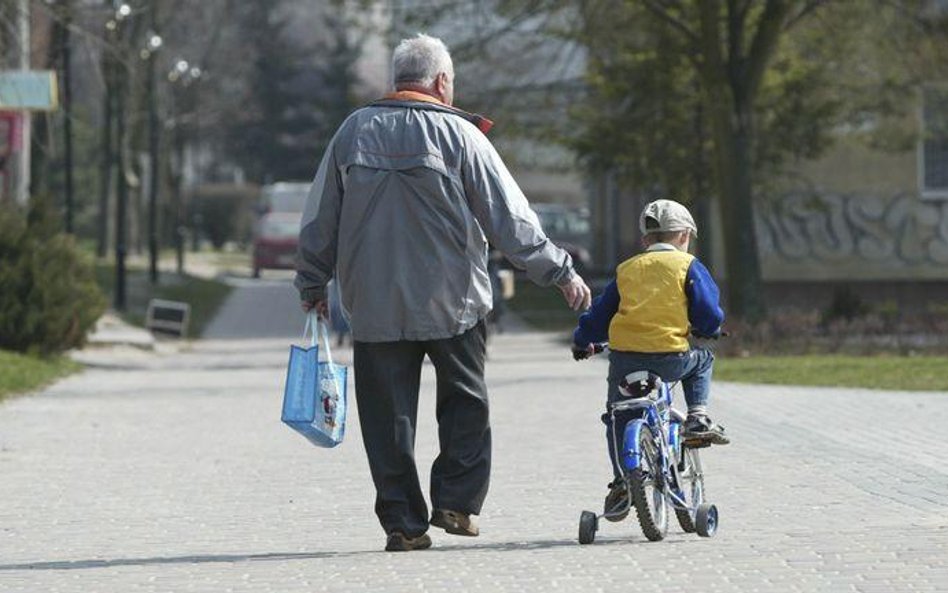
[577,345,718,544]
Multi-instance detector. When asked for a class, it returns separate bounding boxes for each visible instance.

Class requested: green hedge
[0,198,106,355]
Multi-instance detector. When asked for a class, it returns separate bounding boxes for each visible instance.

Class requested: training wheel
[695,503,718,538]
[578,510,598,544]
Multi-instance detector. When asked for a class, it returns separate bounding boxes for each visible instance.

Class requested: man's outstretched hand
[301,299,329,318]
[558,274,592,311]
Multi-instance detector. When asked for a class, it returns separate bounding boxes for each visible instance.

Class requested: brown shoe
[385,532,432,552]
[430,509,479,537]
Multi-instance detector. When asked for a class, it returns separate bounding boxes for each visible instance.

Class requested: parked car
[532,203,593,273]
[252,212,302,278]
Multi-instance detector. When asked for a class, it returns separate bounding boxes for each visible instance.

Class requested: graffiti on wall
[756,190,948,278]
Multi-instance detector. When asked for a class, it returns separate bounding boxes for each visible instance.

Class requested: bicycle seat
[618,371,661,399]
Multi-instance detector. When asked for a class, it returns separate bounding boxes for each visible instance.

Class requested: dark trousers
[353,321,490,537]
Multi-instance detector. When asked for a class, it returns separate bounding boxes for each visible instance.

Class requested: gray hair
[392,33,453,87]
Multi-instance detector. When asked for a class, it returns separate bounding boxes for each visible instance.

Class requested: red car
[252,212,301,278]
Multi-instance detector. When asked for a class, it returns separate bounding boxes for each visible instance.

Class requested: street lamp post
[168,60,202,274]
[61,0,75,234]
[110,2,132,311]
[15,0,31,206]
[143,24,163,284]
[97,17,114,258]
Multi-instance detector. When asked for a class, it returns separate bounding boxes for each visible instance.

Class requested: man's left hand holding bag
[302,299,329,318]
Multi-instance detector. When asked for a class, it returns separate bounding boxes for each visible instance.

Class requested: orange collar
[383,90,446,106]
[378,90,494,134]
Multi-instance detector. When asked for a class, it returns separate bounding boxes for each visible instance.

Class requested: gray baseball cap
[639,199,698,237]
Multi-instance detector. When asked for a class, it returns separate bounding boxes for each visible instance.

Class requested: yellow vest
[608,249,694,353]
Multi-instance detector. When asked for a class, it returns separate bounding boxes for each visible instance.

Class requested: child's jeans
[604,348,714,478]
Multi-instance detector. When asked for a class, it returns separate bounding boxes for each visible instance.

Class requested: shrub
[821,286,870,326]
[0,197,106,355]
[191,184,258,249]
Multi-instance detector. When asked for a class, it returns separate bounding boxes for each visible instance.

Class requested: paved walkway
[1,280,947,592]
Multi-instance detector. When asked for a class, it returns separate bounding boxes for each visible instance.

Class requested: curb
[84,311,156,351]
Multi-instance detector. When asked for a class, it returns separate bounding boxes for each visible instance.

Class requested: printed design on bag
[321,367,339,429]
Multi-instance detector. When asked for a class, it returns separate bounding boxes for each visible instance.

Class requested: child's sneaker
[683,414,730,445]
[603,479,630,521]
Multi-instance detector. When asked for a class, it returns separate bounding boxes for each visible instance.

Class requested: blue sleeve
[573,279,619,347]
[685,259,724,337]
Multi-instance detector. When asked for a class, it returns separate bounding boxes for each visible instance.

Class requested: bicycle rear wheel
[629,426,668,541]
[675,446,705,533]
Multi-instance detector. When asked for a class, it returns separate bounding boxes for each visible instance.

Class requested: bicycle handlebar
[573,329,729,361]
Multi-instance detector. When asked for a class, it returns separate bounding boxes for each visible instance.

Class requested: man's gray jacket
[295,98,575,342]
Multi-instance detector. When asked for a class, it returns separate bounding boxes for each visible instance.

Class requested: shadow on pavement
[0,538,629,571]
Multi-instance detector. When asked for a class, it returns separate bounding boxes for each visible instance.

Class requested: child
[572,199,728,519]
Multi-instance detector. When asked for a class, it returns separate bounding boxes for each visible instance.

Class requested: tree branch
[737,0,754,22]
[696,0,726,89]
[642,0,699,45]
[745,0,793,98]
[449,0,552,60]
[784,0,827,30]
[726,0,744,75]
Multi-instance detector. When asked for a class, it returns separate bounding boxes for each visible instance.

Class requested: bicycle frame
[605,380,692,515]
[579,341,722,542]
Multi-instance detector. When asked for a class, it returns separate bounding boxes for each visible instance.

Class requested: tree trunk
[689,0,797,321]
[704,86,765,321]
[691,90,714,268]
[723,105,765,321]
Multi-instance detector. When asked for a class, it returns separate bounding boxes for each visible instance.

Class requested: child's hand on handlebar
[572,343,606,361]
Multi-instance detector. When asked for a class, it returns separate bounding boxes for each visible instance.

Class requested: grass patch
[95,265,232,338]
[0,351,80,402]
[715,355,948,391]
[506,279,581,332]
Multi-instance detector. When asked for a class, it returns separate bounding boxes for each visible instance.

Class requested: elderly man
[295,33,591,552]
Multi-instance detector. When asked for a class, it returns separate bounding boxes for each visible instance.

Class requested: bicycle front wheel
[630,426,668,541]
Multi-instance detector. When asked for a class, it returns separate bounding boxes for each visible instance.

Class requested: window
[921,86,948,199]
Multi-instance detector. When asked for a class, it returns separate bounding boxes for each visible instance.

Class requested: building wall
[757,130,948,281]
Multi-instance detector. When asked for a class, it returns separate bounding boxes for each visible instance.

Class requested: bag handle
[302,311,335,365]
[302,311,318,348]
[317,316,334,365]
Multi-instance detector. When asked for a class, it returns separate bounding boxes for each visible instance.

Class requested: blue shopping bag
[281,312,348,447]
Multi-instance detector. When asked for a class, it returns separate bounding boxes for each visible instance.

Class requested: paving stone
[1,281,946,592]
